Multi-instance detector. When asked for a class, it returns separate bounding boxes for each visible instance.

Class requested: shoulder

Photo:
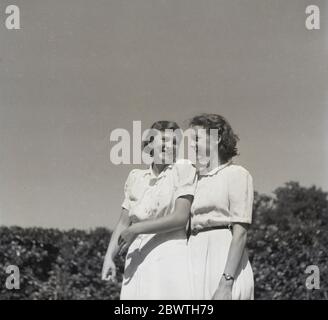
[125,168,149,182]
[173,159,196,172]
[225,164,253,181]
[227,164,251,175]
[172,159,197,181]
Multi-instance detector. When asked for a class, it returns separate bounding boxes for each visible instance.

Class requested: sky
[0,0,327,230]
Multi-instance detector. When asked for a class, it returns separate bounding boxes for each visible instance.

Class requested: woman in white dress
[102,120,197,300]
[188,114,254,300]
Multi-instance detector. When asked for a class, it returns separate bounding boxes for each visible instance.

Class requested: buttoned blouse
[191,162,254,231]
[121,168,153,212]
[122,160,197,223]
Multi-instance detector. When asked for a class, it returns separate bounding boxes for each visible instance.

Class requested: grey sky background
[0,0,327,230]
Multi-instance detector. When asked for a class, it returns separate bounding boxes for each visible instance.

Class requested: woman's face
[152,130,177,164]
[189,125,218,167]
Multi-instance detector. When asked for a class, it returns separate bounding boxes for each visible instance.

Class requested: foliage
[1,181,327,300]
[249,182,328,299]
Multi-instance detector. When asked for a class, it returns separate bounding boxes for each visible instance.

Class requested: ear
[216,135,222,145]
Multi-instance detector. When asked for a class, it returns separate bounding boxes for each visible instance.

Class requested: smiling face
[152,130,178,165]
[189,125,220,170]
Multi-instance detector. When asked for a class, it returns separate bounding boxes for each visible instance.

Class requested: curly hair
[142,120,181,156]
[189,113,239,162]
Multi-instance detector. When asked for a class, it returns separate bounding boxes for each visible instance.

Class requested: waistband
[190,224,232,236]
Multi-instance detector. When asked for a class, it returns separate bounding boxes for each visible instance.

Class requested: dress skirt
[120,229,193,300]
[187,229,254,300]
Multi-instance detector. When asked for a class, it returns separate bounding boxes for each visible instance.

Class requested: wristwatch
[222,273,235,282]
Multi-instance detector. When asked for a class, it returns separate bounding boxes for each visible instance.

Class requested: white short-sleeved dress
[120,160,197,300]
[188,161,254,300]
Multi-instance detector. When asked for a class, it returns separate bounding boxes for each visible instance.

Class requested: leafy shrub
[0,182,327,299]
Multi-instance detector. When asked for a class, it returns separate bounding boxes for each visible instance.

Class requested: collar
[199,160,233,176]
[145,164,156,177]
[146,162,174,179]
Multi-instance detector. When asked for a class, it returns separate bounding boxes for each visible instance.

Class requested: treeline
[0,181,327,300]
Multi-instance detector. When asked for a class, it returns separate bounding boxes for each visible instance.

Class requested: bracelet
[222,273,235,281]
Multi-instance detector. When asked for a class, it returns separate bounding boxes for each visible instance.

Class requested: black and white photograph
[0,0,327,303]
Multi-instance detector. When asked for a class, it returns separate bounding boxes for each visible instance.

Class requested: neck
[205,154,226,173]
[152,163,168,176]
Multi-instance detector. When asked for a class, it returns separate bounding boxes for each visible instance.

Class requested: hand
[101,256,117,283]
[212,278,233,300]
[118,226,138,256]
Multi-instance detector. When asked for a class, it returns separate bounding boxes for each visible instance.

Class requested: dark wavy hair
[142,120,181,156]
[189,113,239,162]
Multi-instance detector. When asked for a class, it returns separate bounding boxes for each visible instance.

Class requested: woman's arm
[223,223,249,276]
[212,167,253,299]
[119,195,193,252]
[212,223,249,299]
[102,208,131,281]
[132,195,192,234]
[105,208,131,259]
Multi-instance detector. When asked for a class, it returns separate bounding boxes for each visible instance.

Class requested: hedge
[0,181,327,299]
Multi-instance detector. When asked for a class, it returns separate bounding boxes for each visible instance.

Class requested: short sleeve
[228,167,254,224]
[121,169,137,211]
[173,159,197,200]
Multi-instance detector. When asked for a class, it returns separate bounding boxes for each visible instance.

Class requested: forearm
[223,225,248,277]
[106,226,124,259]
[105,211,130,259]
[132,214,187,235]
[130,196,192,235]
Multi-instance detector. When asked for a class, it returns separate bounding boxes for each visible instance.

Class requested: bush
[249,182,328,299]
[0,227,124,300]
[0,181,327,300]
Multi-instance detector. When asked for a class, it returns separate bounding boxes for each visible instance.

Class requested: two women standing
[102,114,254,300]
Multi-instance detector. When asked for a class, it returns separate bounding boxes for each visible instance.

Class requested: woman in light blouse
[188,113,254,300]
[102,120,197,300]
